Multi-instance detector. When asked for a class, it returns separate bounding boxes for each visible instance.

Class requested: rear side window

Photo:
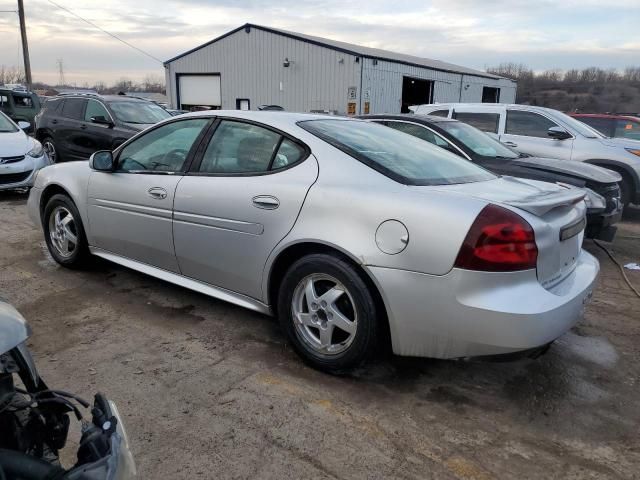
[272,138,305,170]
[505,110,559,138]
[43,98,63,113]
[12,93,34,109]
[61,98,86,120]
[384,121,447,146]
[198,121,282,174]
[452,112,500,133]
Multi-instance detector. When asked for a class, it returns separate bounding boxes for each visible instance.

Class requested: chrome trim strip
[173,211,264,235]
[90,198,173,219]
[89,247,272,315]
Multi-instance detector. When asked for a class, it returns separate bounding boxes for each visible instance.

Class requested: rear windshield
[0,112,17,133]
[108,101,171,124]
[299,119,496,186]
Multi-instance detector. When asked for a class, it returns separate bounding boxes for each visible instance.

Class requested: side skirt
[89,247,272,316]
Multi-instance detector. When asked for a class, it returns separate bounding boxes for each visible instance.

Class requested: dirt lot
[1,192,639,479]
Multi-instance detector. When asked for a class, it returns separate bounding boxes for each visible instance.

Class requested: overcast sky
[1,0,639,86]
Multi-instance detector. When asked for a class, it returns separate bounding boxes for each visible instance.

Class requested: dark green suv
[0,88,41,131]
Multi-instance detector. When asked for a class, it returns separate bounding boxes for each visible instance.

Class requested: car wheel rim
[291,273,358,356]
[48,206,78,258]
[43,141,56,163]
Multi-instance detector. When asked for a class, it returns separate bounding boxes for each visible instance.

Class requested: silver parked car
[410,103,640,206]
[0,111,50,191]
[27,111,599,372]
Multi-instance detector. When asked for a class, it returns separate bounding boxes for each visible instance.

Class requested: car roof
[51,94,149,103]
[177,110,355,127]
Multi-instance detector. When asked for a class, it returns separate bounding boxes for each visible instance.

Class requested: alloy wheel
[43,140,57,163]
[48,206,78,258]
[291,273,358,355]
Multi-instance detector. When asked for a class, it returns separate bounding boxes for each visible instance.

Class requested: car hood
[122,122,156,132]
[0,300,30,354]
[598,137,640,148]
[427,176,586,217]
[512,156,621,184]
[0,130,30,157]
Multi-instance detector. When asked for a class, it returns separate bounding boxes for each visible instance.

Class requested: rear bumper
[367,249,599,358]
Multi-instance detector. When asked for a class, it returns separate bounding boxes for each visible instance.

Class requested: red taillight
[454,204,538,272]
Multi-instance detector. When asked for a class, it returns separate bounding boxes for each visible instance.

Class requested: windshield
[299,119,496,186]
[108,101,171,124]
[438,121,519,159]
[0,112,18,133]
[547,110,604,139]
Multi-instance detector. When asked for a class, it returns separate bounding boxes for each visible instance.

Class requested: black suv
[34,93,171,162]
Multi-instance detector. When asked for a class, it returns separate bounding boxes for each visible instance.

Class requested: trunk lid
[513,156,621,184]
[425,176,587,288]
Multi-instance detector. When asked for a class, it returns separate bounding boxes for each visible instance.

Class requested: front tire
[42,136,61,163]
[277,254,380,373]
[43,194,90,268]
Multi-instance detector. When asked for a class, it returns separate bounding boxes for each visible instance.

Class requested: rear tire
[43,194,90,268]
[277,253,379,373]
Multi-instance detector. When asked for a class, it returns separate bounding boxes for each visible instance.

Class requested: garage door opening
[402,77,433,113]
[177,74,222,111]
[482,87,500,103]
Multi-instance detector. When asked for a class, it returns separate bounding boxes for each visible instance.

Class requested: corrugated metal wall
[166,27,517,113]
[166,27,361,114]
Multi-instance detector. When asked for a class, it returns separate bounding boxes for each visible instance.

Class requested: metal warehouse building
[164,23,517,115]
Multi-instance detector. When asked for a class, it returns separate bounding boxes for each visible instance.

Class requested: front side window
[61,98,86,120]
[108,101,171,125]
[199,121,282,174]
[452,112,500,133]
[429,109,449,117]
[299,119,495,186]
[84,100,110,122]
[438,121,519,159]
[505,110,559,138]
[117,119,209,173]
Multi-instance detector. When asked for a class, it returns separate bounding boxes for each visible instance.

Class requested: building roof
[165,23,508,81]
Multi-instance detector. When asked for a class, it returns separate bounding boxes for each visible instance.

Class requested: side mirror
[91,116,113,127]
[548,126,572,140]
[89,150,114,171]
[17,121,30,130]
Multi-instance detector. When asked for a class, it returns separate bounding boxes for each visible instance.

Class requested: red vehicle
[569,113,640,141]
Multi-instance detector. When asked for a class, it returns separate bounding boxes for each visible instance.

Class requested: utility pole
[17,0,32,90]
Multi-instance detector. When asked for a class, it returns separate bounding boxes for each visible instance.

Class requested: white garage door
[178,75,221,108]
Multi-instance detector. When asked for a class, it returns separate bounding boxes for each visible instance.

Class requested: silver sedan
[27,111,599,372]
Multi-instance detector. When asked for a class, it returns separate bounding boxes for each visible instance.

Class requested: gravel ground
[1,191,639,479]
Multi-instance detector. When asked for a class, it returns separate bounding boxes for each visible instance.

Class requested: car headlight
[26,139,44,158]
[584,188,606,210]
[626,148,640,158]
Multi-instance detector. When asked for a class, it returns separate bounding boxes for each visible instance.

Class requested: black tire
[277,253,379,373]
[42,136,61,163]
[43,194,90,268]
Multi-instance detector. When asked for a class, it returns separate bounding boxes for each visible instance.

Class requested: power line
[45,0,164,64]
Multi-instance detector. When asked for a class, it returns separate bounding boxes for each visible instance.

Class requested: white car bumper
[367,249,599,358]
[0,154,50,191]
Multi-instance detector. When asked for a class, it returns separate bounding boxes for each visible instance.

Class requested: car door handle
[51,119,58,125]
[252,195,279,209]
[80,124,87,130]
[503,141,518,147]
[148,187,167,200]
